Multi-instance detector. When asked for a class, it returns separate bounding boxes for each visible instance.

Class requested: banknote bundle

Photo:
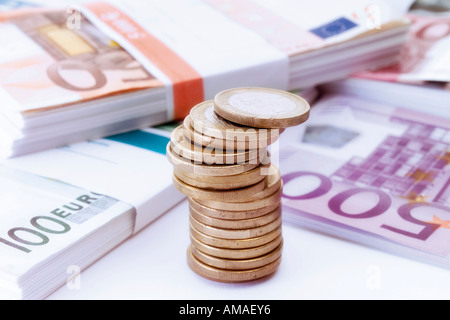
[167,87,310,282]
[323,13,450,118]
[280,93,450,268]
[0,126,184,300]
[0,0,414,158]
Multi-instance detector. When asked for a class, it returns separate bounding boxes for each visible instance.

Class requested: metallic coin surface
[246,164,281,201]
[173,175,266,201]
[183,116,281,150]
[190,233,283,260]
[190,241,283,270]
[189,204,281,229]
[189,214,282,240]
[196,183,282,211]
[174,162,268,190]
[171,125,263,165]
[214,87,310,128]
[189,100,282,141]
[188,197,280,220]
[167,143,264,176]
[190,223,282,249]
[187,246,282,282]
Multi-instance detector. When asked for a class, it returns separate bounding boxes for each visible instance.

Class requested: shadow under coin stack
[167,87,310,282]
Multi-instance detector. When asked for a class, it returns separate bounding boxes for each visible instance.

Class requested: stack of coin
[167,87,310,282]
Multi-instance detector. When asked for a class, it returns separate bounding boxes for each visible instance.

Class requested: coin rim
[189,100,282,140]
[188,197,280,220]
[190,233,283,260]
[189,214,282,240]
[189,203,281,229]
[190,241,283,270]
[196,182,282,211]
[167,143,264,176]
[171,125,264,164]
[173,174,266,202]
[214,87,311,128]
[190,222,282,249]
[187,245,281,282]
[183,115,280,150]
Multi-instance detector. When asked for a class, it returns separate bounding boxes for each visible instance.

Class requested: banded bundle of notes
[323,13,450,119]
[0,0,414,157]
[280,93,450,268]
[0,127,185,299]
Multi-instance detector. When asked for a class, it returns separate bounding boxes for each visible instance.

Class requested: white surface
[48,198,450,300]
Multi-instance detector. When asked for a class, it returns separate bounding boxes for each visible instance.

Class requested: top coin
[214,87,310,128]
[190,100,282,142]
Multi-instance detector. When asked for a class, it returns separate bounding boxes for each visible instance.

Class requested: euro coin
[190,223,282,249]
[188,197,280,220]
[166,143,264,176]
[190,233,283,260]
[189,204,281,229]
[189,100,282,142]
[196,182,283,211]
[170,125,264,165]
[187,246,281,282]
[247,164,281,201]
[174,163,268,190]
[189,214,282,240]
[214,87,310,128]
[183,115,282,151]
[172,175,266,202]
[190,241,283,270]
[194,164,280,203]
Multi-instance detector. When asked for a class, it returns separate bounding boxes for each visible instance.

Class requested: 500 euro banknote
[280,94,450,266]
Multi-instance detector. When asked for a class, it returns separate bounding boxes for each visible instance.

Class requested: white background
[48,198,450,300]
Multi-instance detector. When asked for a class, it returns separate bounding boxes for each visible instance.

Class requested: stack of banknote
[280,92,450,268]
[0,0,414,158]
[0,126,185,299]
[322,12,450,118]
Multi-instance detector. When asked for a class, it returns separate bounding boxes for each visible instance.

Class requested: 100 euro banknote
[280,94,450,266]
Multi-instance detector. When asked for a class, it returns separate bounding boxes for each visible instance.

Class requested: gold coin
[190,222,282,249]
[237,164,281,202]
[187,245,281,282]
[189,203,281,229]
[189,214,282,240]
[190,233,283,260]
[196,183,282,211]
[171,125,264,165]
[173,175,266,201]
[166,143,264,176]
[188,197,280,220]
[183,115,282,151]
[189,100,282,142]
[174,169,262,190]
[173,162,268,190]
[190,241,283,270]
[208,165,281,203]
[214,87,310,128]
